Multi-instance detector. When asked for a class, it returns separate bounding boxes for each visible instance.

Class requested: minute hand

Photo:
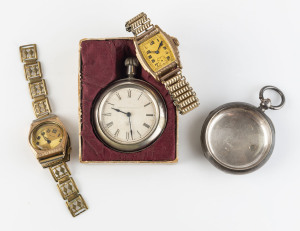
[155,41,163,54]
[128,115,133,140]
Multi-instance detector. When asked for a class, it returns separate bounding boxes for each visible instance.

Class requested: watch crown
[172,37,180,46]
[125,57,139,67]
[125,57,139,78]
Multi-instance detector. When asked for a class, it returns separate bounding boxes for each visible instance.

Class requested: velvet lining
[80,39,177,162]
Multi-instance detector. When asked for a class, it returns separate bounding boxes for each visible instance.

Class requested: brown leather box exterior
[79,38,178,163]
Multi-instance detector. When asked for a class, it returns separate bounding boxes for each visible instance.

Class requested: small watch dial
[139,33,176,72]
[98,85,159,145]
[31,123,63,150]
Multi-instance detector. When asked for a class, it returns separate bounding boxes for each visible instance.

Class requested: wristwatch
[19,44,88,217]
[125,12,199,115]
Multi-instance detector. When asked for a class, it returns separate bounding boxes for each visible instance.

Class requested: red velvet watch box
[79,38,178,163]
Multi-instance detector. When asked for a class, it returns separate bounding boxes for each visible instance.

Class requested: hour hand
[111,107,128,115]
[41,133,51,143]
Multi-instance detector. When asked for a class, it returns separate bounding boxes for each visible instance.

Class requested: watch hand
[128,113,133,140]
[41,133,48,141]
[41,133,51,144]
[111,107,128,115]
[155,41,163,54]
[157,41,163,50]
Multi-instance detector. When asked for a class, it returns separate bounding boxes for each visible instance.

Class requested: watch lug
[32,113,56,123]
[63,135,71,162]
[39,154,65,168]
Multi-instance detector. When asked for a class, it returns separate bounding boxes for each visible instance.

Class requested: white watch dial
[98,84,160,145]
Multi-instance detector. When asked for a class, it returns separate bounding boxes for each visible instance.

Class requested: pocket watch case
[201,86,285,174]
[78,38,178,163]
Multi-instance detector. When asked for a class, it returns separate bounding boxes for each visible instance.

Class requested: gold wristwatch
[19,44,88,217]
[125,12,200,115]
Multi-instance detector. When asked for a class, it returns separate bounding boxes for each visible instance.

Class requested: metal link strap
[24,62,42,80]
[29,79,47,98]
[20,44,51,118]
[32,97,51,118]
[125,12,153,36]
[162,71,199,115]
[49,162,88,217]
[20,44,88,217]
[20,44,38,63]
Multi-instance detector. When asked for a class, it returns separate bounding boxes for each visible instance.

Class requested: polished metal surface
[202,103,274,173]
[201,86,285,174]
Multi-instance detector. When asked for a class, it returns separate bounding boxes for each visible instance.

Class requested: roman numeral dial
[99,85,159,145]
[94,76,167,152]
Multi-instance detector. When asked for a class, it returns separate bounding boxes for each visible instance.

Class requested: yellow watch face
[139,33,176,72]
[31,123,64,150]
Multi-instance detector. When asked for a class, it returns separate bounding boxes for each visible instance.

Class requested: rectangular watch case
[134,25,181,80]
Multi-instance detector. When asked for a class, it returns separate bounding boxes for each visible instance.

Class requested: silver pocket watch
[201,86,285,174]
[93,57,167,152]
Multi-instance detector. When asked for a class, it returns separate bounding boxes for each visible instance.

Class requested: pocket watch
[19,44,88,216]
[92,57,167,152]
[201,86,285,174]
[125,12,199,115]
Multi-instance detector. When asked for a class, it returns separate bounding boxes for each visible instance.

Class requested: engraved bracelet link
[161,71,199,115]
[49,162,88,217]
[125,12,153,36]
[20,44,51,118]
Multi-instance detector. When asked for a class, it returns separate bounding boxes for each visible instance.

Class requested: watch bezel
[30,122,64,150]
[134,26,181,81]
[92,78,167,153]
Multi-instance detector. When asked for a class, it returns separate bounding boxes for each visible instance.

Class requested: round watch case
[92,58,167,153]
[201,86,285,174]
[28,115,70,167]
[30,122,64,150]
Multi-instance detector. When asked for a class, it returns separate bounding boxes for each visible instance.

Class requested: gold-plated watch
[20,44,88,217]
[125,12,200,115]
